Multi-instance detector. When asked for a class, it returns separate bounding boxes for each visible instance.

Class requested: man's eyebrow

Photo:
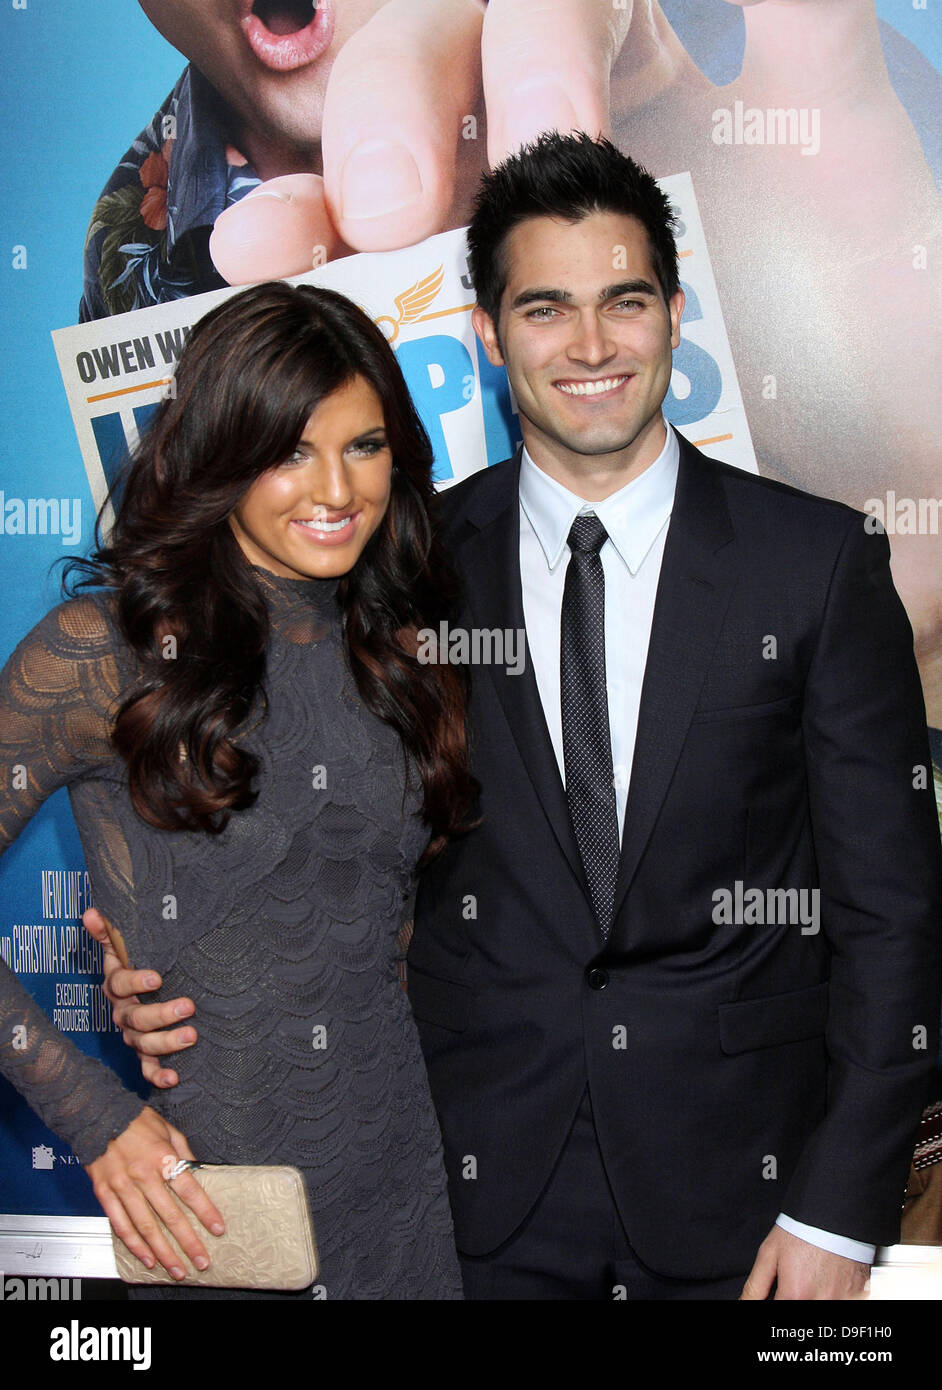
[510,288,573,309]
[599,280,660,300]
[510,280,660,310]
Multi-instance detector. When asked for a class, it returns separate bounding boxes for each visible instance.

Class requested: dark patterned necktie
[561,513,620,939]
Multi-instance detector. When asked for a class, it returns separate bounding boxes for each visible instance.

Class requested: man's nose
[568,311,615,365]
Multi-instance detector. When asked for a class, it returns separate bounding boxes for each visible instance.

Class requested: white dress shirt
[517,421,874,1267]
[519,423,676,841]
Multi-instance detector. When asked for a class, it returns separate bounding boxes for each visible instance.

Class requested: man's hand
[82,908,197,1090]
[740,1226,871,1301]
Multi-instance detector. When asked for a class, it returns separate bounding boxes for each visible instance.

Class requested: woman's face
[228,373,393,581]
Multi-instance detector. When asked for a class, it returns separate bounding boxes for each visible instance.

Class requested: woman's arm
[0,597,224,1276]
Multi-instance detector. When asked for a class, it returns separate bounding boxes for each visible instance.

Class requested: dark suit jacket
[409,432,942,1278]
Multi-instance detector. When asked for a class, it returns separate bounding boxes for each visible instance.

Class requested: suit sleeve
[780,515,942,1245]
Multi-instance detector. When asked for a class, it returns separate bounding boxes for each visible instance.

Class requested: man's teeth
[297,516,352,532]
[556,376,629,396]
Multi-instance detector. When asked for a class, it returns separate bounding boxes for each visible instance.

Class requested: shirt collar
[519,420,680,575]
[165,65,259,255]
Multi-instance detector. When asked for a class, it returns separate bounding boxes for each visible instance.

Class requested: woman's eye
[348,440,388,458]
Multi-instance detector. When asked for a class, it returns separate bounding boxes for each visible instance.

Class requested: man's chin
[546,428,653,461]
[230,77,327,166]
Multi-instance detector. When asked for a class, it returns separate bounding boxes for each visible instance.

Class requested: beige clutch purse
[111,1162,319,1290]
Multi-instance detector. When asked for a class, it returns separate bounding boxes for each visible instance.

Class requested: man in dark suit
[406,131,942,1299]
[92,132,942,1300]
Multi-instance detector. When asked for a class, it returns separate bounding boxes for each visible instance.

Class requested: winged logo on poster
[373,266,446,344]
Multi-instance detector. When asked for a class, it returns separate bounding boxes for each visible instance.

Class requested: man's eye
[527,306,558,320]
[614,299,644,312]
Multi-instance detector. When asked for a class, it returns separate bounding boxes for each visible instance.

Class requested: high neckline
[252,564,341,613]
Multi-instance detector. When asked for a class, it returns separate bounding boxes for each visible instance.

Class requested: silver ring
[165,1158,197,1183]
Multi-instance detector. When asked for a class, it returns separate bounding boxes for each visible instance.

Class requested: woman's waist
[149,986,422,1089]
[146,1025,440,1169]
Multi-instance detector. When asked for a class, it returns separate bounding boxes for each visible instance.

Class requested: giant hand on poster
[82,0,942,739]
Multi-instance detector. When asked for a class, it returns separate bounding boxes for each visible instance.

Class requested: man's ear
[472,304,505,367]
[668,289,685,349]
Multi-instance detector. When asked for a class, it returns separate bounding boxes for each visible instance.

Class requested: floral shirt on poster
[79,65,261,321]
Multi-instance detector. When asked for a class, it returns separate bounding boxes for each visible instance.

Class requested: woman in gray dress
[0,281,475,1298]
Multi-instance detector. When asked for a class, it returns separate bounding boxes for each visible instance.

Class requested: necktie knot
[568,513,608,557]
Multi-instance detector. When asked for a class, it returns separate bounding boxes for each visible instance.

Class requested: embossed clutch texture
[112,1163,319,1290]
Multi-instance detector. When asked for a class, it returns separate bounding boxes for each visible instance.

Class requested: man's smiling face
[139,0,387,161]
[472,210,684,494]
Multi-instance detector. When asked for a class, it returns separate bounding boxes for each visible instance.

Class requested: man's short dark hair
[467,131,680,323]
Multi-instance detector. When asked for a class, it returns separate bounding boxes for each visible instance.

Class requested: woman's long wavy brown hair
[67,281,477,861]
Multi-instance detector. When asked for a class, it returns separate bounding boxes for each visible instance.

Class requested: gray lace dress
[0,568,463,1299]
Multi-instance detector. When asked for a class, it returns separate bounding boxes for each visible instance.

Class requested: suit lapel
[450,434,738,955]
[454,452,592,907]
[604,435,738,952]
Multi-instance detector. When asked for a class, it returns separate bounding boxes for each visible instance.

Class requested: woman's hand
[87,1106,225,1280]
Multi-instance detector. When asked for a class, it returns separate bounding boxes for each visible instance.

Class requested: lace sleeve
[0,596,146,1165]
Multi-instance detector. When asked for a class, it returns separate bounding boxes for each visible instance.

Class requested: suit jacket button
[586,967,609,990]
